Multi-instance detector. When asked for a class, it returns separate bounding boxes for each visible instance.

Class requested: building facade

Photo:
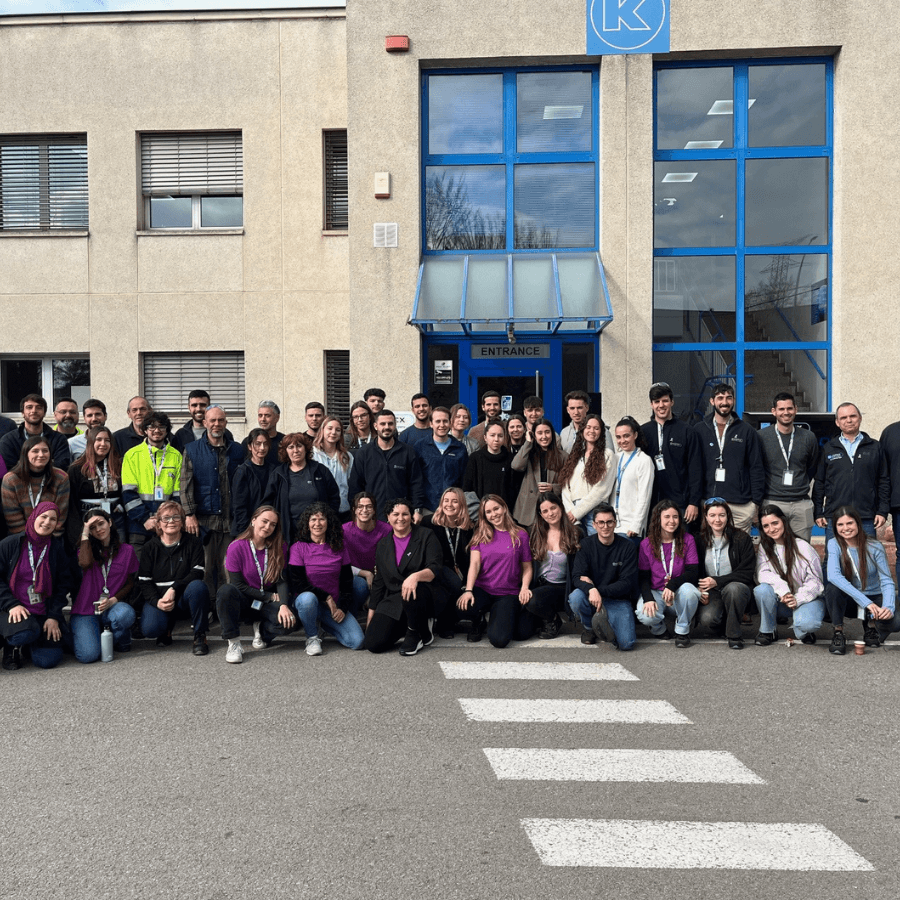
[0,1,894,434]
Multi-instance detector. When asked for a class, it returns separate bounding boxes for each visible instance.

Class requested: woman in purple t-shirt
[342,491,391,613]
[635,500,701,647]
[458,494,533,648]
[71,508,138,662]
[217,505,297,664]
[288,502,363,656]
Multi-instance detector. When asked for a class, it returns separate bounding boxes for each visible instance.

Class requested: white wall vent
[373,222,398,248]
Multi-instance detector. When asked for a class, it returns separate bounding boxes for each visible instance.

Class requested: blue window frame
[422,66,600,255]
[653,59,832,418]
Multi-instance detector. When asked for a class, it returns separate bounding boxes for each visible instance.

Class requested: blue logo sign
[587,0,670,55]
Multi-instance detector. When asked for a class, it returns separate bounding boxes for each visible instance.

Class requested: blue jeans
[754,584,824,639]
[141,580,211,639]
[351,575,370,615]
[636,585,701,636]
[568,589,636,651]
[293,591,365,649]
[71,603,137,663]
[6,615,64,668]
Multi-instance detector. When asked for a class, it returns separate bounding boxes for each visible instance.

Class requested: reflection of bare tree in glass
[425,171,560,250]
[53,359,90,393]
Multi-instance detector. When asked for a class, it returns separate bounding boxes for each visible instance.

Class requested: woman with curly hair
[511,418,568,527]
[288,501,362,656]
[217,505,298,664]
[363,497,443,656]
[66,425,126,548]
[527,492,580,639]
[558,413,615,536]
[2,435,69,538]
[263,432,340,542]
[457,494,533,648]
[635,500,701,648]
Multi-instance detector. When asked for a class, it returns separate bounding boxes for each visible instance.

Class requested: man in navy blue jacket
[416,406,468,513]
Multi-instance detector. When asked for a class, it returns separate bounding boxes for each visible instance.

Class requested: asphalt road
[1,620,897,900]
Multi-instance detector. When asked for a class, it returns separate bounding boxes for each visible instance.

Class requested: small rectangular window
[323,130,348,231]
[324,350,350,425]
[140,131,242,230]
[142,351,245,416]
[0,134,88,231]
[0,356,90,413]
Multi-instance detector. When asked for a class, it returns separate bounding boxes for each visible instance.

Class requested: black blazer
[368,525,442,621]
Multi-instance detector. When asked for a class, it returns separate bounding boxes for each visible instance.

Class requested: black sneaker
[398,629,424,656]
[580,628,597,645]
[801,633,817,645]
[754,632,776,646]
[864,627,881,648]
[131,620,144,640]
[674,634,692,649]
[727,638,744,649]
[829,631,846,655]
[192,633,210,656]
[591,607,616,644]
[156,630,173,647]
[467,615,484,643]
[651,627,671,640]
[538,615,562,640]
[436,626,455,640]
[2,645,21,671]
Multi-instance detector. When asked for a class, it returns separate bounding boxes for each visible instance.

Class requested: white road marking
[484,749,763,783]
[439,661,638,681]
[521,819,874,870]
[458,699,691,724]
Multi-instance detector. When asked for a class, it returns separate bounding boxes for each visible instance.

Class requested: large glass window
[653,60,831,417]
[423,67,598,253]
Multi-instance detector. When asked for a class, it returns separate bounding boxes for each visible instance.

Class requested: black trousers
[363,583,435,653]
[528,582,567,622]
[215,583,297,642]
[472,587,538,648]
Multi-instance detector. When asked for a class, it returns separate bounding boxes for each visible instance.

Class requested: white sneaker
[305,635,323,657]
[252,621,264,650]
[225,639,243,664]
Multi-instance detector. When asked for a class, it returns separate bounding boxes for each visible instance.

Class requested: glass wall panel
[425,165,506,250]
[656,67,734,150]
[654,161,735,248]
[517,71,592,153]
[652,349,736,423]
[744,253,828,343]
[744,348,826,412]
[466,256,508,331]
[745,158,828,246]
[558,253,603,318]
[749,65,826,147]
[514,163,594,248]
[512,256,555,321]
[427,74,503,155]
[417,257,465,321]
[653,256,736,342]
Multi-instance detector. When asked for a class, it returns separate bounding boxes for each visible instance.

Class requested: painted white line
[458,699,691,724]
[521,819,874,870]
[433,635,598,649]
[439,661,638,681]
[484,749,763,783]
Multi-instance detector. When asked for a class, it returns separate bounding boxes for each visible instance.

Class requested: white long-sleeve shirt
[613,448,655,536]
[562,447,616,521]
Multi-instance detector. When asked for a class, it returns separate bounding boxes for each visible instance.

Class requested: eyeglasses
[160,516,182,523]
[351,414,370,421]
[355,504,374,511]
[146,425,167,432]
[595,520,616,528]
[251,441,269,448]
[704,497,726,506]
[650,382,671,390]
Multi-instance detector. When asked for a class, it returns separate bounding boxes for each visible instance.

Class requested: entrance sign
[587,0,670,55]
[471,344,550,359]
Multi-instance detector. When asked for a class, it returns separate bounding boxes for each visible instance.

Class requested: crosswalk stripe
[521,819,874,870]
[484,749,763,783]
[439,661,638,681]
[458,699,691,724]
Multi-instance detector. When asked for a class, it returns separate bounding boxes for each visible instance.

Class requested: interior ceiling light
[661,172,698,183]
[707,99,756,115]
[543,105,584,120]
[684,140,724,149]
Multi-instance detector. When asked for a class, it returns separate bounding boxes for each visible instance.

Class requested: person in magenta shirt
[288,502,362,656]
[0,501,70,670]
[636,500,701,647]
[217,504,297,664]
[71,508,138,662]
[342,491,391,613]
[458,494,533,648]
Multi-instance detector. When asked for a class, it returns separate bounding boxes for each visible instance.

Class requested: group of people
[1,379,898,667]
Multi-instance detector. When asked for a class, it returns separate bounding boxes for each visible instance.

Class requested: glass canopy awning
[409,252,614,335]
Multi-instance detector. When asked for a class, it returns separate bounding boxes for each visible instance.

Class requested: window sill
[322,229,348,237]
[0,230,89,238]
[136,229,244,236]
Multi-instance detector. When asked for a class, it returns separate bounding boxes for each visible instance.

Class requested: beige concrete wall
[0,12,348,437]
